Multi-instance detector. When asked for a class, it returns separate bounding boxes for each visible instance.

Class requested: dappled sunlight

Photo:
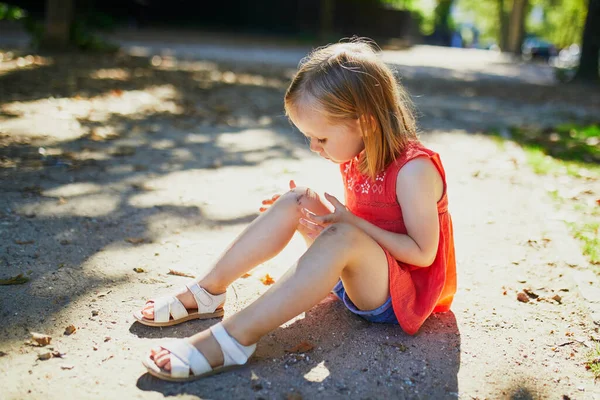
[303,361,331,383]
[0,52,52,77]
[89,68,131,81]
[16,192,120,218]
[127,167,270,219]
[149,56,289,88]
[216,128,284,151]
[43,182,104,198]
[0,84,182,144]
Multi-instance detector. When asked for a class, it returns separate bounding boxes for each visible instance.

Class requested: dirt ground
[1,36,600,400]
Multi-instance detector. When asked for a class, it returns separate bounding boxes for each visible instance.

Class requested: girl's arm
[302,157,442,267]
[355,157,441,267]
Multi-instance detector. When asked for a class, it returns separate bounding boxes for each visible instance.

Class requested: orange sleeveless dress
[340,141,457,335]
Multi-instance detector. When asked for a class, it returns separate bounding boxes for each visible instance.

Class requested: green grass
[511,123,600,164]
[522,146,600,178]
[587,343,600,380]
[489,123,600,274]
[569,222,600,265]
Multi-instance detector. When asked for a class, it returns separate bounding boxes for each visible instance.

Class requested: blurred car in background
[521,36,557,61]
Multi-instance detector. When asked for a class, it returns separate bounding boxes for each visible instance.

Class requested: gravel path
[1,33,599,399]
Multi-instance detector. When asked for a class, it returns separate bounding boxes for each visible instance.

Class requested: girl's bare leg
[142,187,331,319]
[151,222,390,371]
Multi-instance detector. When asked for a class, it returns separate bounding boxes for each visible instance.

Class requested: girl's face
[292,106,365,164]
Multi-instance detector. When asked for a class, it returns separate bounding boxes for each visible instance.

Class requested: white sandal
[142,322,256,382]
[133,281,226,327]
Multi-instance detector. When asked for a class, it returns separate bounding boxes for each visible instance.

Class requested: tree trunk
[319,0,334,41]
[498,0,509,50]
[573,0,600,82]
[42,0,74,49]
[507,0,528,54]
[433,0,453,46]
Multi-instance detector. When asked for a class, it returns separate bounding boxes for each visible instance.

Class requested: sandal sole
[132,308,224,327]
[142,355,242,382]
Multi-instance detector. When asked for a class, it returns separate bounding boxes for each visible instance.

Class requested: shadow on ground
[132,299,461,399]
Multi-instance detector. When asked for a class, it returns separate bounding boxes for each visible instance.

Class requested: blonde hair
[284,39,419,180]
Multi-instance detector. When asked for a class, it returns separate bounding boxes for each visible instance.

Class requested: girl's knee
[279,187,320,213]
[320,222,362,244]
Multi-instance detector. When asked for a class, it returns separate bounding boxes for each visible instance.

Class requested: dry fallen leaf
[125,237,147,245]
[31,332,52,346]
[38,352,52,360]
[51,351,66,358]
[285,341,315,353]
[0,274,30,285]
[552,294,562,304]
[64,325,76,335]
[14,240,34,245]
[0,351,7,357]
[167,269,195,278]
[384,342,408,352]
[60,364,74,370]
[517,292,530,303]
[57,197,67,205]
[133,267,145,273]
[260,274,275,285]
[523,288,539,299]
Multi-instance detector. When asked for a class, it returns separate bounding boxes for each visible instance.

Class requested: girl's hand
[299,193,353,239]
[259,180,297,212]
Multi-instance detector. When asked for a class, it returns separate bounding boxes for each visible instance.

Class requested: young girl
[134,39,456,382]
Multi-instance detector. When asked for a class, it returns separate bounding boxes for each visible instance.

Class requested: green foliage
[510,123,600,164]
[455,0,503,43]
[586,342,600,379]
[528,0,587,48]
[8,5,118,52]
[70,19,119,52]
[455,0,587,48]
[376,0,437,35]
[0,3,26,21]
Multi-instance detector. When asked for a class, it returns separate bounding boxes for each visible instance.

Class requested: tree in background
[574,0,600,82]
[507,0,527,53]
[529,0,587,49]
[41,0,73,49]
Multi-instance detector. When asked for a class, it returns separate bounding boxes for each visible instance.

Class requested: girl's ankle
[197,282,227,296]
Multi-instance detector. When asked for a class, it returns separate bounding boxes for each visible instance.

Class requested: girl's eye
[317,138,327,144]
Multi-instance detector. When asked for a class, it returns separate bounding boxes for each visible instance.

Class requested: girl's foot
[134,281,227,326]
[144,323,256,381]
[141,286,198,320]
[150,329,224,371]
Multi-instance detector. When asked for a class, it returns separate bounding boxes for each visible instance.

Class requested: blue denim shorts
[332,280,399,324]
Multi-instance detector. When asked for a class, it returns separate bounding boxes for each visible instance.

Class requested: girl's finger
[324,192,342,208]
[302,208,327,225]
[299,217,321,231]
[272,194,281,201]
[259,207,267,212]
[262,199,271,205]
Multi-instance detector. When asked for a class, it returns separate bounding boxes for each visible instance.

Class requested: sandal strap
[210,323,256,366]
[161,340,212,378]
[153,296,189,323]
[186,282,226,312]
